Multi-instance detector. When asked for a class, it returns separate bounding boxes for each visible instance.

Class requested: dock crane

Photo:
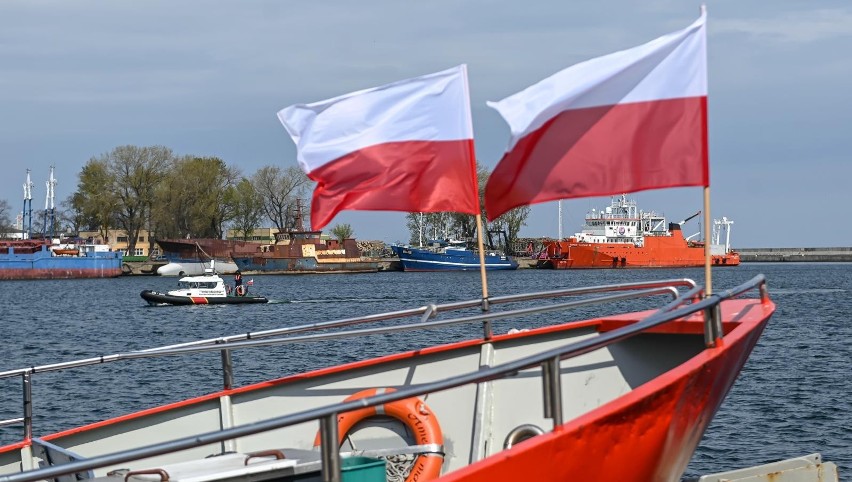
[678,211,701,226]
[678,211,702,242]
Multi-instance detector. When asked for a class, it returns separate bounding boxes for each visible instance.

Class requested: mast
[44,166,57,239]
[22,170,33,240]
[558,201,563,240]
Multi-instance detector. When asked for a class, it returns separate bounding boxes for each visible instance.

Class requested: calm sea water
[0,263,849,478]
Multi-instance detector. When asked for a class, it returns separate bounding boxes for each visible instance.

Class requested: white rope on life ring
[314,388,444,482]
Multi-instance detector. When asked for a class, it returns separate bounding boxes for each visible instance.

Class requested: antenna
[22,170,33,239]
[44,166,57,239]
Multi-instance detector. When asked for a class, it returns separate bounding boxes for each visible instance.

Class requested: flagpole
[459,64,490,312]
[703,186,712,296]
[475,213,489,303]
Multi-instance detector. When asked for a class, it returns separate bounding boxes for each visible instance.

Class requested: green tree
[95,145,171,252]
[72,158,119,242]
[230,178,265,240]
[0,199,12,231]
[152,156,239,239]
[330,223,354,242]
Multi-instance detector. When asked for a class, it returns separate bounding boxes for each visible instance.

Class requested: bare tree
[252,166,310,233]
[106,146,171,252]
[230,178,265,240]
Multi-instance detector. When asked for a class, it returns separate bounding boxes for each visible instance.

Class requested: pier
[737,247,852,262]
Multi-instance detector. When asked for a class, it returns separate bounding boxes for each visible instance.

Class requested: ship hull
[156,239,262,261]
[233,256,379,274]
[155,239,261,276]
[157,260,240,276]
[392,245,518,271]
[542,235,740,269]
[140,290,268,305]
[0,244,123,280]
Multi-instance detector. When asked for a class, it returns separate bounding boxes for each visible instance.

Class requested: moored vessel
[0,239,123,280]
[392,239,518,271]
[155,239,261,276]
[0,168,123,280]
[231,208,379,275]
[536,195,740,269]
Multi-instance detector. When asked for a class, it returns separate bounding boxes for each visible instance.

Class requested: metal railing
[0,276,769,482]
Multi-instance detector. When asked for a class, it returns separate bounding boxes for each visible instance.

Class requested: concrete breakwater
[737,247,852,262]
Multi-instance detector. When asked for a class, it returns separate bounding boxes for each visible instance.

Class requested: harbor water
[0,263,849,478]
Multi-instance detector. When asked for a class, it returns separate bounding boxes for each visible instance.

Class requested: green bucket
[341,456,386,482]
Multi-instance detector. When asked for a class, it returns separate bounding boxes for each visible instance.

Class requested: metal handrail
[0,279,696,379]
[0,274,768,482]
[0,279,693,445]
[0,280,690,442]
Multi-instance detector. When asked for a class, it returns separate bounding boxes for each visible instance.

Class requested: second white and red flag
[485,11,709,220]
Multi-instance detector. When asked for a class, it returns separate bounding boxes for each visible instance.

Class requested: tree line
[1,145,530,253]
[1,146,311,253]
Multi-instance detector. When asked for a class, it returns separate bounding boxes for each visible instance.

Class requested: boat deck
[0,276,774,482]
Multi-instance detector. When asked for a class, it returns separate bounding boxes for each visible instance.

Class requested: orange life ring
[235,285,246,296]
[313,388,444,482]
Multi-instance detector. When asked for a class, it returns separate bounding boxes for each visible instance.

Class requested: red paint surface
[485,97,708,220]
[440,299,774,482]
[308,139,478,229]
[543,228,740,269]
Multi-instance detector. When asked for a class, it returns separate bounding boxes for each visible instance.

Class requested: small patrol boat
[140,265,268,306]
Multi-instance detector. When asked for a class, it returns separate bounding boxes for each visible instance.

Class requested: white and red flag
[485,11,709,220]
[277,65,479,230]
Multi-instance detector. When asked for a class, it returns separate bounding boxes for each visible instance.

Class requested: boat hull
[442,306,769,481]
[0,290,774,482]
[157,260,240,276]
[155,239,261,276]
[140,290,268,305]
[392,246,518,271]
[233,256,379,274]
[541,235,740,269]
[0,244,123,280]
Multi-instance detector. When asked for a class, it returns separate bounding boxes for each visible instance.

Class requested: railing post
[703,302,723,347]
[759,281,769,304]
[320,414,341,482]
[541,356,563,429]
[218,341,234,390]
[480,297,492,340]
[22,371,32,441]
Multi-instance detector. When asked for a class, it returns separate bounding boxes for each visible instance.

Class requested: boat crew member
[234,271,244,296]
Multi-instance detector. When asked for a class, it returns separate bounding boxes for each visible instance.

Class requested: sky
[1,1,850,248]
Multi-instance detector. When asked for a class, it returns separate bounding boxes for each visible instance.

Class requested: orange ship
[537,195,740,269]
